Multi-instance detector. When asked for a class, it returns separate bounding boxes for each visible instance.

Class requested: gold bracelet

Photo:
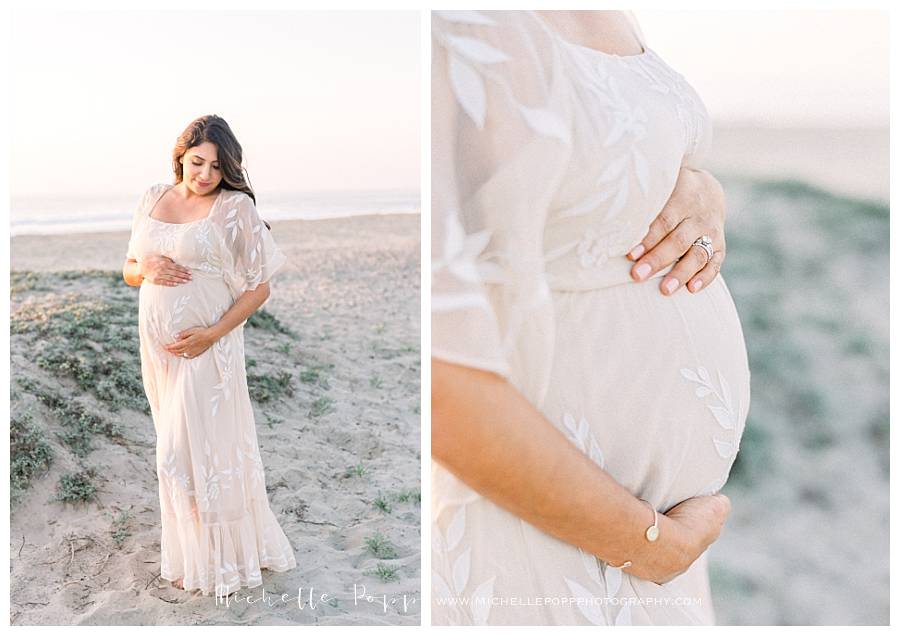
[638,498,660,542]
[607,499,659,570]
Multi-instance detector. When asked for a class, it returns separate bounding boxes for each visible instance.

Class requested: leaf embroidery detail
[448,53,487,129]
[562,412,606,469]
[435,17,571,145]
[433,503,496,624]
[564,577,608,625]
[434,10,496,26]
[680,365,739,458]
[432,209,505,285]
[518,105,572,145]
[446,35,510,65]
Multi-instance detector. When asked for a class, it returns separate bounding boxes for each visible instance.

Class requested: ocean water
[9,189,419,237]
[706,125,888,204]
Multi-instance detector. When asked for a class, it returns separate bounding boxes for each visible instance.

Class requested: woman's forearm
[432,357,689,574]
[208,283,270,340]
[123,260,143,286]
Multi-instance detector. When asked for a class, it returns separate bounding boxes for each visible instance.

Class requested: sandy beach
[10,213,421,625]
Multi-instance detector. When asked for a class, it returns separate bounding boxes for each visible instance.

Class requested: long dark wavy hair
[171,115,270,229]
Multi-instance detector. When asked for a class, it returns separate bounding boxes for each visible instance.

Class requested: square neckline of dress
[529,10,653,61]
[146,183,224,226]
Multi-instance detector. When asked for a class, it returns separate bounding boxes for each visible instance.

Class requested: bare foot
[171,577,184,590]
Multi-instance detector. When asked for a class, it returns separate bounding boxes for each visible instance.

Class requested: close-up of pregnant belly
[544,272,751,513]
[138,274,232,351]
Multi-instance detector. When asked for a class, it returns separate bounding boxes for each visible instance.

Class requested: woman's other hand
[627,166,727,295]
[627,493,732,585]
[141,255,193,286]
[163,326,216,359]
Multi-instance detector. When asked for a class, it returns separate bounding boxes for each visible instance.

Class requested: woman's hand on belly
[627,166,727,296]
[140,255,193,287]
[629,493,732,585]
[432,357,723,585]
[163,326,216,359]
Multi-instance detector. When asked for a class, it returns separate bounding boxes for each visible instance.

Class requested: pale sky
[634,9,889,128]
[9,9,889,198]
[11,10,420,197]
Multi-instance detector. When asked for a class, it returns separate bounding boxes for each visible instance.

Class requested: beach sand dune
[10,214,421,625]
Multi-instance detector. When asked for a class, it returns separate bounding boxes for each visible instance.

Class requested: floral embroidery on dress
[434,11,572,145]
[152,294,193,363]
[561,412,606,468]
[560,411,636,625]
[167,295,190,340]
[194,221,225,275]
[564,553,633,625]
[240,427,266,493]
[629,53,671,95]
[634,53,708,157]
[432,504,496,625]
[210,334,233,417]
[224,203,245,242]
[432,209,507,313]
[154,222,182,255]
[158,448,193,513]
[680,365,742,459]
[196,438,235,512]
[576,229,609,268]
[559,43,651,222]
[572,228,630,269]
[563,576,609,625]
[222,193,273,292]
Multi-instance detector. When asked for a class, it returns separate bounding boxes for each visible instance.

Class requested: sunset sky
[11,9,420,197]
[635,9,889,128]
[10,9,888,198]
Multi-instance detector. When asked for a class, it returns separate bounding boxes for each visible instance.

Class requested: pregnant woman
[122,115,297,598]
[432,11,751,625]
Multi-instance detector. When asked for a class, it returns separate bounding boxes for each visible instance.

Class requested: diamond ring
[692,235,714,264]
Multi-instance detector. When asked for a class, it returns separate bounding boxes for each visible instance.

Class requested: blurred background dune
[635,9,889,625]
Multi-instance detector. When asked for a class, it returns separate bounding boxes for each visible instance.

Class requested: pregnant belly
[543,273,751,513]
[138,274,232,348]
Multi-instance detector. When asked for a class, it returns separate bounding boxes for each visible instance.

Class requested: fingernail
[663,278,678,294]
[634,263,651,280]
[690,279,703,292]
[628,244,645,260]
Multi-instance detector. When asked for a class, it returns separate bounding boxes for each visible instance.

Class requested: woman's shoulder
[136,182,169,212]
[432,10,569,141]
[221,188,252,204]
[432,10,543,35]
[217,188,255,219]
[432,10,555,54]
[213,189,260,238]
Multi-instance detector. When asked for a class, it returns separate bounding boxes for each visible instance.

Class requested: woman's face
[181,141,222,195]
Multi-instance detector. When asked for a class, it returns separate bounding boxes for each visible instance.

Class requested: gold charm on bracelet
[639,498,660,542]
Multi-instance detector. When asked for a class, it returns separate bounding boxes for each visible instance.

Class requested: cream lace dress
[432,11,751,625]
[126,183,297,598]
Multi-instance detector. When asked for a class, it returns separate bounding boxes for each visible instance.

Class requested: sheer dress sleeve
[431,10,573,406]
[219,191,288,304]
[126,184,160,261]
